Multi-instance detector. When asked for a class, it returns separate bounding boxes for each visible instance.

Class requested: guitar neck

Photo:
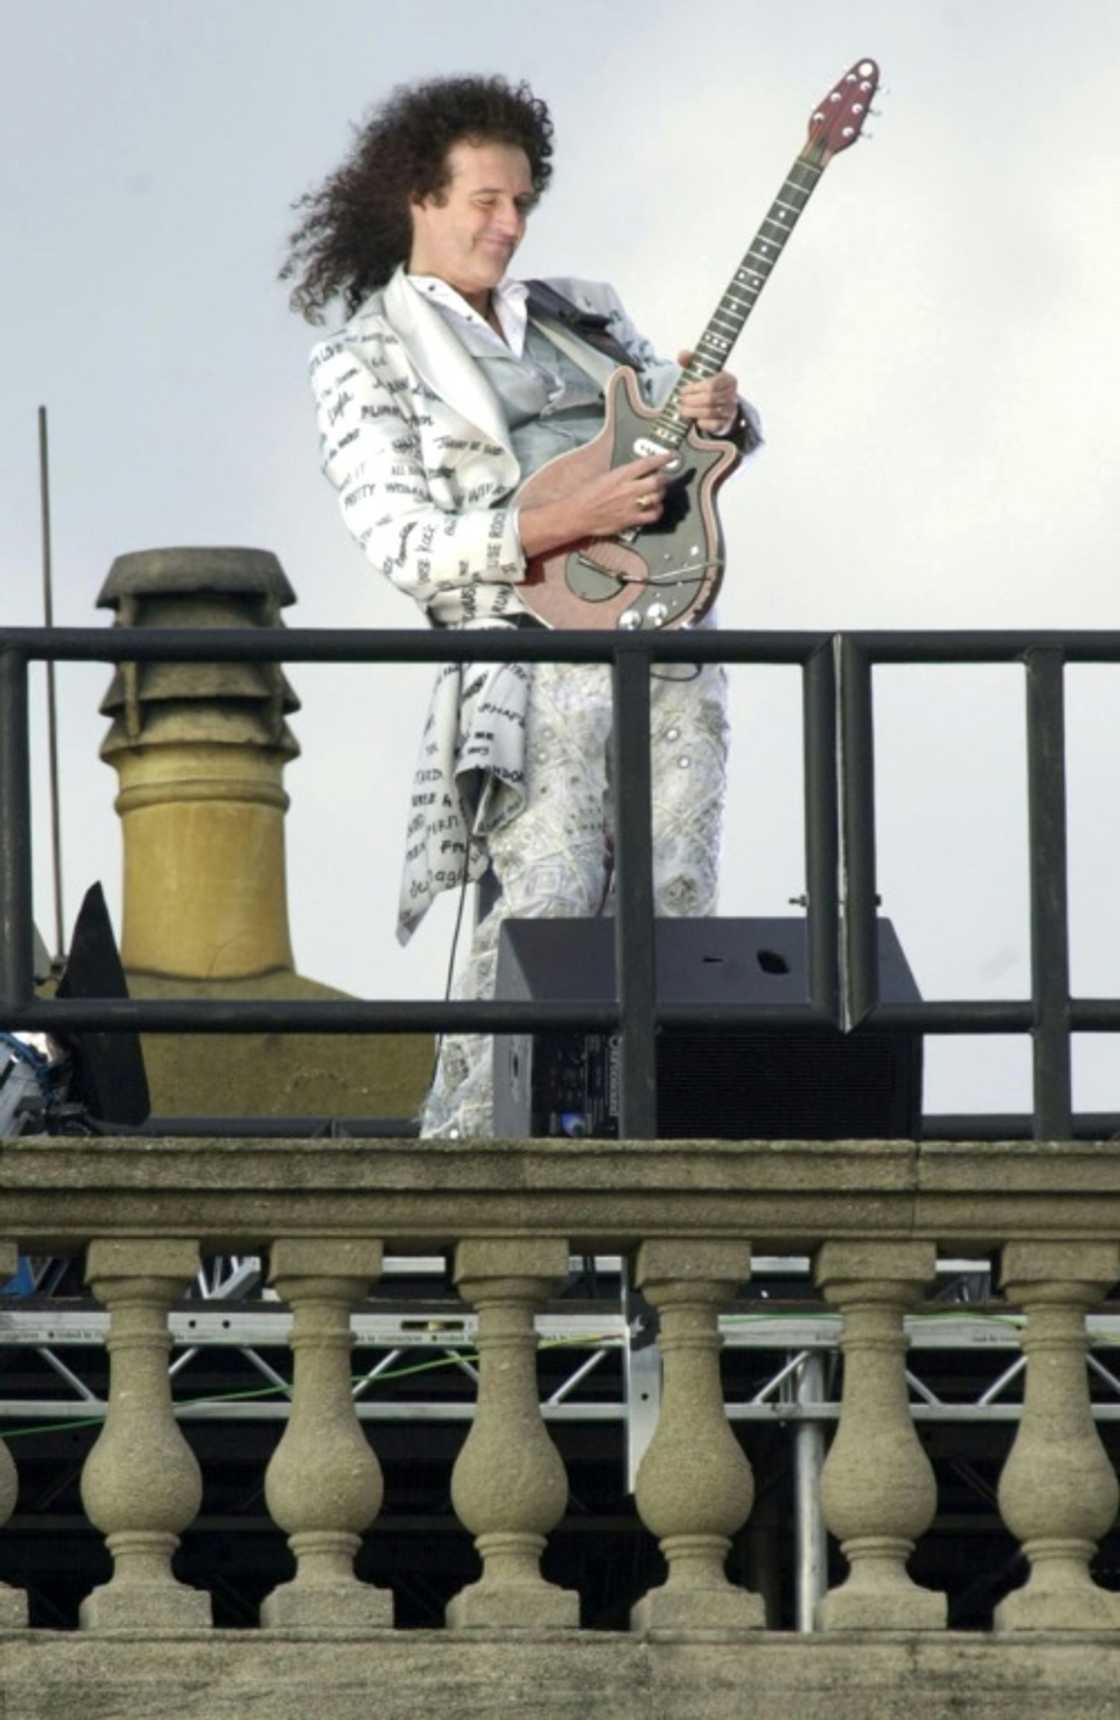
[651,144,827,447]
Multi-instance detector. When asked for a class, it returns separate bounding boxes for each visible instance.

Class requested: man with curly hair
[283,75,760,1137]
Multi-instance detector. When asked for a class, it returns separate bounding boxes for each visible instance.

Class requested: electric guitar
[516,57,879,631]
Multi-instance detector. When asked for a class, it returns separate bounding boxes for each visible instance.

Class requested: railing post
[79,1239,209,1628]
[815,1240,945,1629]
[0,1242,27,1625]
[996,1241,1120,1629]
[1024,649,1073,1138]
[631,1239,763,1630]
[612,643,658,1139]
[837,637,879,1027]
[261,1238,390,1627]
[0,650,34,1011]
[803,642,840,1019]
[448,1238,577,1628]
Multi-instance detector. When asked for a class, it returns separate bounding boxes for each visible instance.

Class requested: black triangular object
[56,884,150,1125]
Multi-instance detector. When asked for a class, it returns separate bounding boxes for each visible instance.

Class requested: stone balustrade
[1,1134,1120,1666]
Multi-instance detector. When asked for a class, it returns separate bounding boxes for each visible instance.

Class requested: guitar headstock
[807,58,879,160]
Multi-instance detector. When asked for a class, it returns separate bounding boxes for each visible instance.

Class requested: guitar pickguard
[563,426,703,608]
[516,366,737,631]
[568,393,730,630]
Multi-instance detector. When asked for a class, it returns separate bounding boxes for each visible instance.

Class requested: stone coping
[1,1137,1119,1254]
[0,1630,1118,1720]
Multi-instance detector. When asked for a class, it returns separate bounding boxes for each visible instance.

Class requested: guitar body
[516,367,740,631]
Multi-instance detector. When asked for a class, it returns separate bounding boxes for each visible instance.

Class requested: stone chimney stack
[98,547,300,980]
[94,545,430,1120]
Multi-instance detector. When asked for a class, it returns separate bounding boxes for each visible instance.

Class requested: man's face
[408,138,536,301]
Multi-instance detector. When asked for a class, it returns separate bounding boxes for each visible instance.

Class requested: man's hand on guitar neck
[518,452,673,570]
[676,351,740,436]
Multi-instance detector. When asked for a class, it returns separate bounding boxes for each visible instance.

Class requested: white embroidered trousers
[420,660,728,1138]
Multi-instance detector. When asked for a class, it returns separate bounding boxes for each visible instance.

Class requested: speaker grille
[656,1032,918,1138]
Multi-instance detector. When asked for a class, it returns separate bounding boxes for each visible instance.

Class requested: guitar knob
[618,609,642,630]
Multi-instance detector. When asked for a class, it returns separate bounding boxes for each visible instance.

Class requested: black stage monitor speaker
[493,917,922,1140]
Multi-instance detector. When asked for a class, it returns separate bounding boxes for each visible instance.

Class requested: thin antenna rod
[38,405,65,963]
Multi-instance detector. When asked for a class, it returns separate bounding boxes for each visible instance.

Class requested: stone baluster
[815,1240,945,1629]
[0,1243,27,1625]
[79,1239,209,1628]
[995,1241,1120,1630]
[631,1239,763,1630]
[447,1238,577,1627]
[261,1238,391,1626]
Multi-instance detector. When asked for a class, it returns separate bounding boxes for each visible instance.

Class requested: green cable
[16,1309,1117,1445]
[0,1332,621,1443]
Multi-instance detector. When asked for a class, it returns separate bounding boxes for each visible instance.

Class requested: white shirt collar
[407,273,530,357]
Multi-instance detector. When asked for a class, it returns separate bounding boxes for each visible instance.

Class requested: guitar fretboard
[651,150,825,448]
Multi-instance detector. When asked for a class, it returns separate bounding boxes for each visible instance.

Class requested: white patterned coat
[309,266,685,940]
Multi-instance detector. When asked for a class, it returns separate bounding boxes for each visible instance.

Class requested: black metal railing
[0,626,836,1140]
[1,625,1118,1141]
[840,632,1120,1140]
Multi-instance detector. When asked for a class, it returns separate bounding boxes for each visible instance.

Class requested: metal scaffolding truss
[5,1254,1120,1444]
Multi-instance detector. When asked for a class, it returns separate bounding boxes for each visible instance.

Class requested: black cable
[420,664,473,1120]
[596,855,614,916]
[418,861,473,1125]
[441,865,473,1022]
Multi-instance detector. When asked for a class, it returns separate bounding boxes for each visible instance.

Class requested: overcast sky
[4,0,1119,1118]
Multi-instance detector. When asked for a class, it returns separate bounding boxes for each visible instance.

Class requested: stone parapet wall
[1,1136,1120,1669]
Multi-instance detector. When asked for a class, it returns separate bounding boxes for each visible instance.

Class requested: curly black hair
[280,75,554,323]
